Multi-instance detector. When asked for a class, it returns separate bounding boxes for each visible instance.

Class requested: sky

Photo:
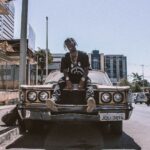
[13,0,150,81]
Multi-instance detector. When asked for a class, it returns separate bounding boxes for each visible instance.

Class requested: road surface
[1,104,150,150]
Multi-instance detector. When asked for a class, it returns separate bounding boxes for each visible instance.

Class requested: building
[49,53,64,71]
[0,39,36,89]
[47,51,127,85]
[104,55,127,85]
[90,50,104,71]
[0,2,14,39]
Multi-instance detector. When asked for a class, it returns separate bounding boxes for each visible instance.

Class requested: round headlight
[101,92,112,103]
[113,92,123,103]
[38,91,49,102]
[27,91,37,102]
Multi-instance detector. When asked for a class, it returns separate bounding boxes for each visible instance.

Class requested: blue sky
[14,0,150,81]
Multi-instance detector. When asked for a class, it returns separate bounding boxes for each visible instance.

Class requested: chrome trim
[18,103,133,112]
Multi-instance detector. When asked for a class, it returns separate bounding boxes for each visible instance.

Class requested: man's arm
[63,69,72,89]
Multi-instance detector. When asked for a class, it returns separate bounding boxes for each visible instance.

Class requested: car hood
[95,85,130,91]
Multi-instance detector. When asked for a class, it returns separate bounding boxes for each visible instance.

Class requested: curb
[0,105,16,110]
[0,127,19,148]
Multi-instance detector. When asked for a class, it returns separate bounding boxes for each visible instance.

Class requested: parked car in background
[134,92,147,104]
[132,93,138,103]
[145,92,150,106]
[17,70,133,135]
[143,88,150,106]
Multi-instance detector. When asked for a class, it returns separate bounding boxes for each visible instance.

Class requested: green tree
[35,48,52,84]
[132,73,142,85]
[118,78,131,86]
[131,73,142,92]
[130,72,150,92]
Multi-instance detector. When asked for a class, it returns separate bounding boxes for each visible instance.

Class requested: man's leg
[46,77,66,111]
[85,77,96,112]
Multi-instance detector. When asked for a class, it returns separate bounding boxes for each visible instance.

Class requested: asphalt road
[3,104,150,150]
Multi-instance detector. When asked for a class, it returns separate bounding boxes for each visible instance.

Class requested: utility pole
[19,0,28,86]
[46,16,48,77]
[36,55,38,85]
[141,64,144,88]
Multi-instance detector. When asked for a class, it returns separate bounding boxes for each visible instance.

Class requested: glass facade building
[0,2,14,39]
[49,52,127,85]
[91,50,100,70]
[104,55,127,85]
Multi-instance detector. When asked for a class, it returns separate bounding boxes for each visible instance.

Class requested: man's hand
[66,80,73,89]
[78,80,85,89]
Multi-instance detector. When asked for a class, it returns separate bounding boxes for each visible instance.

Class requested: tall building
[49,53,64,70]
[91,50,100,70]
[105,55,127,85]
[0,2,15,39]
[90,50,104,71]
[49,51,127,85]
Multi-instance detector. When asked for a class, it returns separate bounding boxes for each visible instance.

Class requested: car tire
[110,121,122,135]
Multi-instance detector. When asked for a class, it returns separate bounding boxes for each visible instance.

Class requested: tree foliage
[118,72,150,92]
[118,78,131,86]
[131,72,150,92]
[34,48,52,84]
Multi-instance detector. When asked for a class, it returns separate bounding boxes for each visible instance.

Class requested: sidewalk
[0,91,18,105]
[0,105,16,131]
[0,105,19,148]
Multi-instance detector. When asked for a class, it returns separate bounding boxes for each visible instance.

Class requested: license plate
[99,113,125,121]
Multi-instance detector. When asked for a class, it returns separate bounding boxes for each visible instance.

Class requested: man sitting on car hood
[46,37,96,112]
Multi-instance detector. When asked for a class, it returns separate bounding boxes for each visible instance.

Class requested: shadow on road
[6,122,141,150]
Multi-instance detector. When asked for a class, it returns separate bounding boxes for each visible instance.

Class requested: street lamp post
[36,55,38,85]
[46,16,48,77]
[141,64,144,88]
[19,0,28,87]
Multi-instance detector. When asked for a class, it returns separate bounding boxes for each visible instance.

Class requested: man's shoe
[87,97,96,113]
[46,97,58,112]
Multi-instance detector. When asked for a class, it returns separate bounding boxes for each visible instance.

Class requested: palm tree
[131,72,150,92]
[132,73,142,83]
[35,48,52,84]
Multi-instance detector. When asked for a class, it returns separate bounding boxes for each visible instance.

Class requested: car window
[88,71,112,85]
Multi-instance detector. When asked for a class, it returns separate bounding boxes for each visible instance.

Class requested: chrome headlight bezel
[38,91,49,102]
[101,92,112,103]
[27,91,37,102]
[113,92,123,103]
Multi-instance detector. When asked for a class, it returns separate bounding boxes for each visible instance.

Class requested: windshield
[44,70,112,86]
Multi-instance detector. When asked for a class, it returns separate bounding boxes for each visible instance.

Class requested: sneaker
[46,97,58,112]
[87,97,96,112]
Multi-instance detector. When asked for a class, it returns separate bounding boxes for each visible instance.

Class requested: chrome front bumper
[17,103,133,121]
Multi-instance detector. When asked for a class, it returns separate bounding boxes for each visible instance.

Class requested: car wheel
[110,121,122,135]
